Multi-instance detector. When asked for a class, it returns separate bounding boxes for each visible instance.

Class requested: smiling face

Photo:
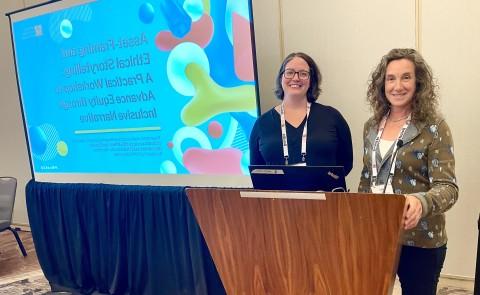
[281,57,311,100]
[384,58,416,112]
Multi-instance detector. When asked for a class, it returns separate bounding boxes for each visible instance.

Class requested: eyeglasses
[283,69,310,80]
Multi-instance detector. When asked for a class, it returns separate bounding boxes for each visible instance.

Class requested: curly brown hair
[367,48,439,124]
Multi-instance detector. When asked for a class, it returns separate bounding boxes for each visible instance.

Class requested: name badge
[371,184,393,194]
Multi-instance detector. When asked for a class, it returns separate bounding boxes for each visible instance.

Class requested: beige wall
[421,0,480,280]
[0,0,32,226]
[0,0,477,279]
[252,0,478,278]
[251,0,282,113]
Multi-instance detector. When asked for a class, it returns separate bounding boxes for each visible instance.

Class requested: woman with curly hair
[358,48,458,294]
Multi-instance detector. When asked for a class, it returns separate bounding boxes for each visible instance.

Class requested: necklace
[389,115,409,122]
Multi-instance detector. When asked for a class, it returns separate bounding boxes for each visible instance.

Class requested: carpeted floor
[0,273,50,295]
[1,232,474,294]
[437,286,474,295]
[391,279,474,295]
[0,273,473,294]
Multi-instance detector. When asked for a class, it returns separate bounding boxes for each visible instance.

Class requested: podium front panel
[187,189,405,295]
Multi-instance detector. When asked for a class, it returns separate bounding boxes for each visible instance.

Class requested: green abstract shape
[56,141,68,157]
[182,63,256,126]
[203,0,210,14]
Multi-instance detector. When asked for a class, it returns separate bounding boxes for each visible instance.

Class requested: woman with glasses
[249,52,353,175]
[358,48,458,294]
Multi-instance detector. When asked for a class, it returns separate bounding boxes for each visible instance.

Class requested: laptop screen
[248,165,347,192]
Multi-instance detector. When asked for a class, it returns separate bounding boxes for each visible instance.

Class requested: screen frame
[7,0,260,187]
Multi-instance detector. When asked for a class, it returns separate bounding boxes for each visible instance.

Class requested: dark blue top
[249,102,353,175]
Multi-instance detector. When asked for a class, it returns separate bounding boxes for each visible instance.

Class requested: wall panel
[280,0,416,189]
[422,0,480,278]
[0,1,33,225]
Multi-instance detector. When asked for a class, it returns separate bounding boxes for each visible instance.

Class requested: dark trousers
[397,244,447,295]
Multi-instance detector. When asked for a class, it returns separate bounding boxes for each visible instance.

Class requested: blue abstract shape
[33,124,61,162]
[139,2,155,24]
[28,126,48,155]
[230,112,255,139]
[171,126,212,164]
[219,117,237,149]
[49,5,92,43]
[159,0,192,38]
[160,160,177,174]
[225,0,251,44]
[241,150,250,174]
[204,1,240,87]
[59,19,73,39]
[183,0,204,22]
[167,42,209,96]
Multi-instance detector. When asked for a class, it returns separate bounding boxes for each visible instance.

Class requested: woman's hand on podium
[403,195,423,230]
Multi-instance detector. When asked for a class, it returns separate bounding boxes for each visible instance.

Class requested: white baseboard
[11,223,31,232]
[440,273,475,281]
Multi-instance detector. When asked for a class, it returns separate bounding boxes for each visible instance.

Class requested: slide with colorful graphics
[11,0,259,179]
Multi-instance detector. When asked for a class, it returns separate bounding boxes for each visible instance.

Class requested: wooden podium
[186,188,405,295]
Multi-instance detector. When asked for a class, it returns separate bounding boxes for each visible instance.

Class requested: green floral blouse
[358,117,458,248]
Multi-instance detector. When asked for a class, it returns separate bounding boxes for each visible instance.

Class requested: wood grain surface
[0,230,40,279]
[187,189,405,295]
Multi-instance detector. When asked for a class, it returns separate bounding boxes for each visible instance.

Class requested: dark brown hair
[274,52,322,103]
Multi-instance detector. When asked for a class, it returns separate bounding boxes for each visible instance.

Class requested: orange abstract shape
[232,12,254,81]
[155,14,213,51]
[183,147,243,174]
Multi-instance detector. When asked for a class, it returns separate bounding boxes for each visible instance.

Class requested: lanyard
[280,102,311,165]
[371,112,411,186]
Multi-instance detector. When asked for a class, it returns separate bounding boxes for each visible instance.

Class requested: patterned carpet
[438,286,474,295]
[0,273,473,294]
[0,273,50,295]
